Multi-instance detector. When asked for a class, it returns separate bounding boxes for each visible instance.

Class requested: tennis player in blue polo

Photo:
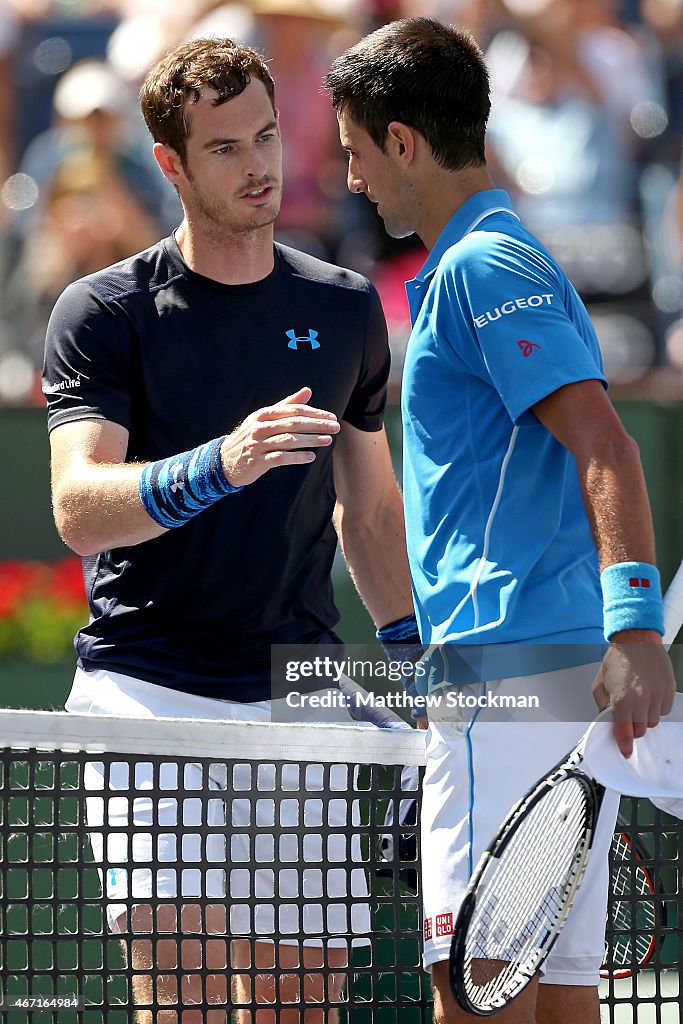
[402,189,607,648]
[327,18,676,1024]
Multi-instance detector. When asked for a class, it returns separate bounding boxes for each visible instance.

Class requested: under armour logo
[170,462,185,493]
[518,340,541,357]
[286,329,320,351]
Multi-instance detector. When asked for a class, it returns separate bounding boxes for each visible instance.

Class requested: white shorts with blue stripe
[420,662,620,986]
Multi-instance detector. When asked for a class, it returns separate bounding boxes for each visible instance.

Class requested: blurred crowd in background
[0,0,682,402]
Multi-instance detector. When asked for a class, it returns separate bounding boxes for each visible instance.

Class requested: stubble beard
[380,204,415,240]
[375,198,415,240]
[187,175,281,237]
[384,219,416,240]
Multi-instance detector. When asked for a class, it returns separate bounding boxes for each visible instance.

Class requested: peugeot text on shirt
[473,293,554,329]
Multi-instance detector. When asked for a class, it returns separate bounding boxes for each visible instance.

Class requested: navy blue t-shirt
[43,236,389,700]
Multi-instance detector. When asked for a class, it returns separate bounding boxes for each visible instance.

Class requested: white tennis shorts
[420,663,620,986]
[66,668,371,945]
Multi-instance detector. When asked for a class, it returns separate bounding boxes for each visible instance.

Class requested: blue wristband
[139,436,243,530]
[377,614,427,716]
[600,561,664,641]
[377,614,421,645]
[376,614,423,665]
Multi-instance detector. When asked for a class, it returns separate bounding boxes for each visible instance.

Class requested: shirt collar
[413,189,518,284]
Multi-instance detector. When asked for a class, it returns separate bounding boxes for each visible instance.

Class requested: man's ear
[153,142,185,186]
[386,121,416,165]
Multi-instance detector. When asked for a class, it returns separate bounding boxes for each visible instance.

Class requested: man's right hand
[592,633,676,758]
[221,387,340,487]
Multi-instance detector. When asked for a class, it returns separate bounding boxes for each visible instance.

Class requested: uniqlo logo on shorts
[424,917,433,941]
[435,912,454,937]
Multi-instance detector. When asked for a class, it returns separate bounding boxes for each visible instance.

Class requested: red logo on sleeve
[435,912,454,937]
[424,917,433,941]
[518,340,541,357]
[629,578,650,588]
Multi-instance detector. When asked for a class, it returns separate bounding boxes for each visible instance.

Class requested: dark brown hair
[140,37,275,165]
[325,18,490,172]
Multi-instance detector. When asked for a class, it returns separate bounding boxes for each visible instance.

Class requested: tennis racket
[600,823,667,980]
[449,557,683,1016]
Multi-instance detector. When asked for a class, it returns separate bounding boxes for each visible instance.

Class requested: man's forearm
[51,389,340,557]
[519,331,674,752]
[53,461,165,556]
[335,497,415,629]
[579,432,657,570]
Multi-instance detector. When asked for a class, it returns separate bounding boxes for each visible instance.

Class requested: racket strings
[469,794,568,957]
[462,777,592,1009]
[605,833,657,970]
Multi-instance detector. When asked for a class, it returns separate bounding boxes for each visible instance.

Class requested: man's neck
[417,166,496,251]
[175,220,276,285]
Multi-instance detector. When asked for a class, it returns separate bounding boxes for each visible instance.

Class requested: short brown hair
[140,37,275,165]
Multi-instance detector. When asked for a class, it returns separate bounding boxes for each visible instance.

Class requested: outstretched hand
[220,387,340,487]
[592,632,676,758]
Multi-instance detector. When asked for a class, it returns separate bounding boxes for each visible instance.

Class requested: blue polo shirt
[402,190,605,646]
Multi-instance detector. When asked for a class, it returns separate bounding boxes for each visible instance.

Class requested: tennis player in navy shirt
[44,37,418,1023]
[327,17,676,1024]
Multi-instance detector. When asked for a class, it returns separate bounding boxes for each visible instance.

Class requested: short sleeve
[43,281,136,433]
[432,234,606,425]
[343,283,390,432]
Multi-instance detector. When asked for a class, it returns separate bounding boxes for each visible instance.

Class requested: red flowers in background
[0,558,87,663]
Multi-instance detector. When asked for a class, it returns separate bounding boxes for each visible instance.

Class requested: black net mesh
[0,712,680,1023]
[0,727,427,1023]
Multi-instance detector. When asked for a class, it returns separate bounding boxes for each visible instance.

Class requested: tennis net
[0,708,680,1023]
[0,709,426,1023]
